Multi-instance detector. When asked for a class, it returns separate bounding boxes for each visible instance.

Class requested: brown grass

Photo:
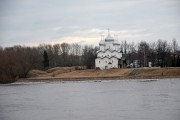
[27,67,180,80]
[138,68,180,76]
[163,68,180,76]
[27,68,133,79]
[138,68,164,76]
[27,67,75,78]
[27,70,47,78]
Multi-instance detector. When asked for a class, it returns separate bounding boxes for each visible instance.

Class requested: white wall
[114,44,120,51]
[97,51,122,59]
[95,57,119,70]
[105,41,114,50]
[100,45,104,51]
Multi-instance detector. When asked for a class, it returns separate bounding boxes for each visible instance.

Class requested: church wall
[103,51,111,57]
[105,41,114,50]
[100,46,104,51]
[116,52,122,58]
[114,44,120,51]
[97,51,122,59]
[97,52,104,57]
[111,57,118,68]
[95,58,104,69]
[95,57,119,70]
[102,57,111,69]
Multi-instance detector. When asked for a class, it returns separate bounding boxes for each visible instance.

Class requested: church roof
[96,55,119,60]
[97,48,122,54]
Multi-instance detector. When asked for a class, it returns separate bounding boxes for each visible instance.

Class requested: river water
[0,79,180,120]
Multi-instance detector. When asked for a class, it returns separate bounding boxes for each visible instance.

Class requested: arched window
[99,61,100,63]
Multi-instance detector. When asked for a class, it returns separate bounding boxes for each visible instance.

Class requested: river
[0,78,180,120]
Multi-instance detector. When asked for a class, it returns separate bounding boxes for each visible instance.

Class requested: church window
[99,61,100,63]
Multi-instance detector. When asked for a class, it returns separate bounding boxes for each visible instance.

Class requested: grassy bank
[17,67,180,82]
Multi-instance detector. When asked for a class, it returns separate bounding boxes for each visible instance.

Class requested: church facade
[95,32,124,70]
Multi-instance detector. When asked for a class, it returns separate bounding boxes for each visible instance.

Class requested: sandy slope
[26,67,180,81]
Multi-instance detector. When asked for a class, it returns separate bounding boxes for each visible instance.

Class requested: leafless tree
[172,38,178,53]
[60,43,71,66]
[138,41,149,67]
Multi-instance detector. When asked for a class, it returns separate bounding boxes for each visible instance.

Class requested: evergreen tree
[43,50,49,68]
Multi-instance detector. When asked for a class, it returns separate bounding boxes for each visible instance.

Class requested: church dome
[105,34,114,41]
[99,40,105,45]
[113,40,120,45]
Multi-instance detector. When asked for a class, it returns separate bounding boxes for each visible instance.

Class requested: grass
[26,67,180,81]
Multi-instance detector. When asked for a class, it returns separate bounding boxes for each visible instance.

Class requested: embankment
[18,67,180,82]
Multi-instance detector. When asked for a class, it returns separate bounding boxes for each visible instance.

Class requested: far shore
[17,67,180,83]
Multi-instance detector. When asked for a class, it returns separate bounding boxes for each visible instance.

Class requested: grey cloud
[0,0,180,47]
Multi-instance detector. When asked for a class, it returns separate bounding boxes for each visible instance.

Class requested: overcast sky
[0,0,180,47]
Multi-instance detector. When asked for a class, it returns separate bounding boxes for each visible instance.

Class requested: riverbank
[17,67,180,82]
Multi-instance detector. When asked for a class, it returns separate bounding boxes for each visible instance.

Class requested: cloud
[49,36,99,46]
[42,28,155,46]
[0,0,180,47]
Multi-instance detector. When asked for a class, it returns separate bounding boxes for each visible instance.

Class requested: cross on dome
[108,28,110,35]
[105,28,114,41]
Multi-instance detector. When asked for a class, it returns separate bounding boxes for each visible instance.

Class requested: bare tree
[138,41,149,67]
[156,39,171,67]
[0,47,24,83]
[61,43,71,66]
[52,44,61,66]
[82,45,98,69]
[127,42,137,64]
[172,38,178,53]
[149,42,156,66]
[124,40,128,54]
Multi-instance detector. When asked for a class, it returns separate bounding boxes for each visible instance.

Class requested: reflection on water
[0,79,180,120]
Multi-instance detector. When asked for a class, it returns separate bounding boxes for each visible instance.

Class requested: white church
[95,31,125,70]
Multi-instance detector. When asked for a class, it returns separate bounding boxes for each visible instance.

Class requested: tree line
[0,39,180,83]
[0,43,97,83]
[124,39,180,67]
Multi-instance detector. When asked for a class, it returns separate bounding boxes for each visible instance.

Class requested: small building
[95,32,124,70]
